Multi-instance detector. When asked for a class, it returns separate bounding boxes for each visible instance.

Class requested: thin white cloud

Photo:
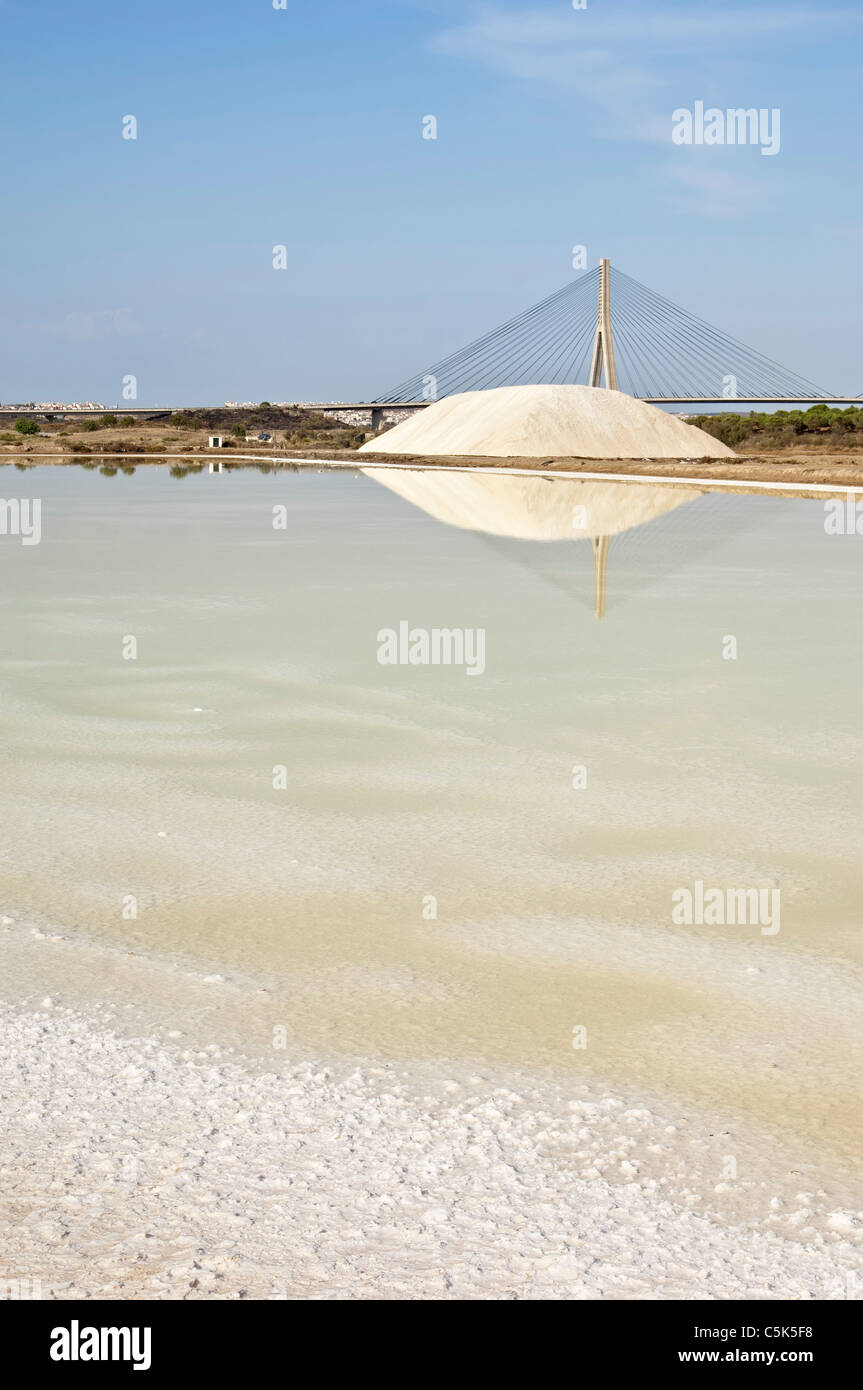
[661,161,767,221]
[431,3,855,57]
[52,309,140,341]
[427,3,848,213]
[432,18,666,143]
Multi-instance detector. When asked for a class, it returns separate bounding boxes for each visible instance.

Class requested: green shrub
[14,418,39,435]
[689,405,863,448]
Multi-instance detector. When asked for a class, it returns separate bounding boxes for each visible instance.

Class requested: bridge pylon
[379,257,832,403]
[588,258,618,391]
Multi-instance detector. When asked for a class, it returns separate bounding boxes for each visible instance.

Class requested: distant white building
[208,436,224,448]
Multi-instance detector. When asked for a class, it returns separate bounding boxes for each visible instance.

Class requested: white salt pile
[360,384,735,460]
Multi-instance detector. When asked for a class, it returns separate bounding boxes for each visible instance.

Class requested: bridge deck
[2,396,860,418]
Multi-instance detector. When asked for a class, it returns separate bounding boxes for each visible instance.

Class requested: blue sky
[1,0,861,403]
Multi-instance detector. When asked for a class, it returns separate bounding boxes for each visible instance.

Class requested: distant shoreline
[2,447,862,496]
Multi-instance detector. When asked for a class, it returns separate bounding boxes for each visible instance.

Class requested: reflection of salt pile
[360,384,734,460]
[362,469,700,618]
[361,469,697,540]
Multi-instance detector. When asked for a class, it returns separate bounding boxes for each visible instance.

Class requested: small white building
[208,436,224,448]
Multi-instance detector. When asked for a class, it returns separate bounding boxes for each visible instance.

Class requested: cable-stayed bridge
[376,259,859,407]
[4,261,857,425]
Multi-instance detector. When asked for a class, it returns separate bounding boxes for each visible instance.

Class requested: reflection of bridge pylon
[592,535,609,619]
[588,258,618,391]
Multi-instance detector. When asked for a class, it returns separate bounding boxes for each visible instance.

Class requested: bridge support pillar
[589,258,618,391]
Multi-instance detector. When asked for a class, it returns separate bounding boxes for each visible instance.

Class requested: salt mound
[360,384,734,460]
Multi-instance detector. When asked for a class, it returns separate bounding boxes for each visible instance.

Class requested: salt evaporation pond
[1,461,862,1168]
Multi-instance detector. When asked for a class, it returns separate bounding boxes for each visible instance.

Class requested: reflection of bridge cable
[377,262,829,402]
[470,491,758,618]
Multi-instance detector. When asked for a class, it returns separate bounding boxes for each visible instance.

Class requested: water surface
[1,462,861,1158]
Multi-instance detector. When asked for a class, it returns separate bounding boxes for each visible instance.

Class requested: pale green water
[1,462,862,1157]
